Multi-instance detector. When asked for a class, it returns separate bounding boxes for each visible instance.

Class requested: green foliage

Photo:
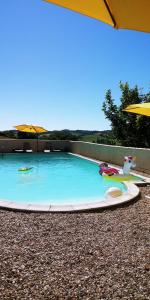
[102,82,150,147]
[40,130,78,141]
[96,131,119,145]
[2,130,17,139]
[1,129,111,142]
[17,131,36,139]
[80,134,99,143]
[80,131,118,145]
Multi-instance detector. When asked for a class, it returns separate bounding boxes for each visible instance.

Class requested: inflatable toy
[99,156,138,182]
[103,174,139,182]
[105,187,123,198]
[123,156,136,175]
[18,167,33,172]
[99,162,119,176]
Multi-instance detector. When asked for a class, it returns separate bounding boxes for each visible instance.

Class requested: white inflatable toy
[123,156,136,175]
[105,187,123,198]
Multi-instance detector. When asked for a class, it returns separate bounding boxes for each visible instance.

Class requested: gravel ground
[0,186,149,300]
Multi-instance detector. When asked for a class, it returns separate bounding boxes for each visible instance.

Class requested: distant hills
[0,129,115,145]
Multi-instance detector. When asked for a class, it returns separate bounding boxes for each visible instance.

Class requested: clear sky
[0,0,149,131]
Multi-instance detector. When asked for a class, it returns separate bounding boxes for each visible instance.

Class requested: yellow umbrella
[44,0,150,33]
[123,103,150,117]
[15,124,47,134]
[14,124,48,151]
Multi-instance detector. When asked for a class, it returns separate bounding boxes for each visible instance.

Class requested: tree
[102,82,150,147]
[96,131,118,145]
[17,131,36,139]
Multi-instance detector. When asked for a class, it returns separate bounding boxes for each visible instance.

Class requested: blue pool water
[0,153,126,204]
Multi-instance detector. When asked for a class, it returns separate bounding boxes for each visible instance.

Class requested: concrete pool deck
[0,152,149,212]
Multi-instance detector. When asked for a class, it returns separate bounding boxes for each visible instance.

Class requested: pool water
[0,153,126,204]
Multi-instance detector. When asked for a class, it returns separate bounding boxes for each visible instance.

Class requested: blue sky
[0,0,149,131]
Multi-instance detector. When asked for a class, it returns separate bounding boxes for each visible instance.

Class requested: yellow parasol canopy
[14,124,47,134]
[123,103,150,117]
[14,125,48,151]
[44,0,150,33]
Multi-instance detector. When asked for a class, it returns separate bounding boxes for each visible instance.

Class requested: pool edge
[0,182,139,212]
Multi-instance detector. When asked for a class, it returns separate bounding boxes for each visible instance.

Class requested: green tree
[17,131,36,139]
[97,132,118,145]
[102,82,150,147]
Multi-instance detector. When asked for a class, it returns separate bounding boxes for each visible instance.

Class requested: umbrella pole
[37,133,38,152]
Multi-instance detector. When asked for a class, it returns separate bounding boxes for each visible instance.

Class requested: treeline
[1,129,116,145]
[102,82,150,148]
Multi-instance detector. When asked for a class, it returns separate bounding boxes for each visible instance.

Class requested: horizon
[1,128,111,132]
[0,0,150,131]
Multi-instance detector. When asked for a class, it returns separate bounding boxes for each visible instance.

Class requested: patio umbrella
[123,103,150,117]
[14,124,48,152]
[44,0,150,33]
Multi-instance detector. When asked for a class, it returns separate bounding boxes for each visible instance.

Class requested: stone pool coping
[0,152,149,212]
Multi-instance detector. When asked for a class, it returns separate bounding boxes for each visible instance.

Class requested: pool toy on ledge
[103,173,141,182]
[18,167,33,172]
[122,156,136,175]
[99,162,119,176]
[99,156,143,183]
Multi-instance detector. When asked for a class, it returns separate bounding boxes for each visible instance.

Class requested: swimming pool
[0,152,127,207]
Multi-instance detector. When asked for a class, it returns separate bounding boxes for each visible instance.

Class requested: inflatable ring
[103,174,142,182]
[18,167,33,172]
[99,164,119,176]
